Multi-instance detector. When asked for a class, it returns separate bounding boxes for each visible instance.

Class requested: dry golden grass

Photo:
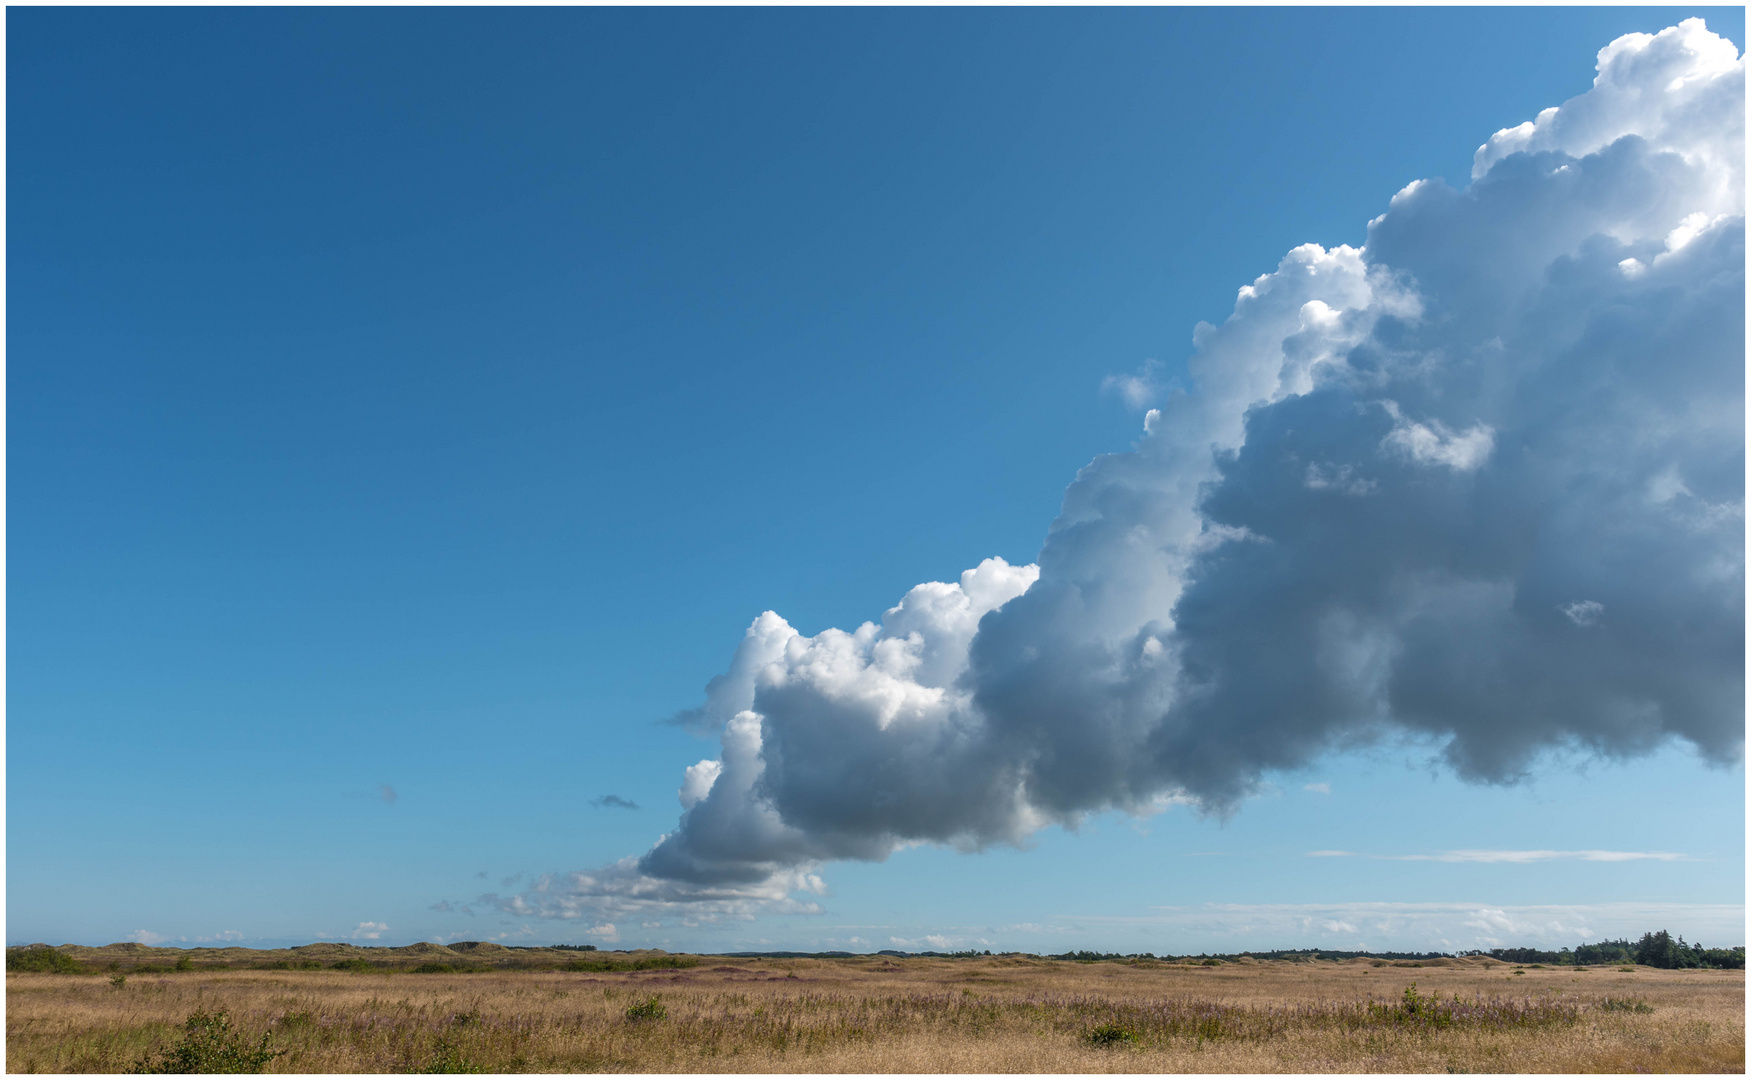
[8,954,1743,1073]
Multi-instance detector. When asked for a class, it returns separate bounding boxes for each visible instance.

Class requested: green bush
[412,963,457,974]
[6,947,86,974]
[1400,983,1435,1018]
[1599,997,1654,1014]
[174,954,194,972]
[131,1009,282,1074]
[111,973,129,990]
[331,958,377,972]
[623,996,667,1022]
[1085,1022,1138,1046]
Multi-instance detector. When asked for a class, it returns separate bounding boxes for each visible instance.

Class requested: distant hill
[3,940,693,973]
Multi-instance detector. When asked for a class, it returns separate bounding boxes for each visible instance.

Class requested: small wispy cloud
[1308,849,1685,864]
[591,794,640,810]
[1100,358,1165,410]
[1303,782,1331,794]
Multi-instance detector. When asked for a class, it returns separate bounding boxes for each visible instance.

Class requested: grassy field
[7,946,1743,1073]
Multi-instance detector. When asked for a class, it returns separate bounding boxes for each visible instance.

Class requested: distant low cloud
[505,19,1743,928]
[887,933,988,951]
[591,795,640,810]
[350,921,388,941]
[1081,900,1745,951]
[1308,849,1686,863]
[127,930,171,946]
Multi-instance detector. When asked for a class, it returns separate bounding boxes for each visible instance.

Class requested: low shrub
[331,958,377,972]
[1599,997,1654,1014]
[624,996,667,1022]
[564,955,698,973]
[131,1009,282,1074]
[560,959,696,973]
[1086,1021,1138,1046]
[7,947,86,974]
[1399,983,1436,1018]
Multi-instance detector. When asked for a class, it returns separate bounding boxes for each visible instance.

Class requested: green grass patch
[413,1038,485,1074]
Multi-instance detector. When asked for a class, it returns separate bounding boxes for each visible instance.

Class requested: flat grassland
[7,944,1743,1073]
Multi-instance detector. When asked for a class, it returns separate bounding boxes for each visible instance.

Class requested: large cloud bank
[501,20,1744,925]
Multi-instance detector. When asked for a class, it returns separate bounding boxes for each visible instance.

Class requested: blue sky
[8,7,1744,954]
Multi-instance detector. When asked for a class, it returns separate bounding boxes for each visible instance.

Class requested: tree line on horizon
[725,930,1745,969]
[1471,930,1744,970]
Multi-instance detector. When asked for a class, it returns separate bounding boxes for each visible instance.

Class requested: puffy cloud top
[504,22,1743,924]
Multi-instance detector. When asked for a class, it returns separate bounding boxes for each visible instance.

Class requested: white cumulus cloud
[502,20,1743,925]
